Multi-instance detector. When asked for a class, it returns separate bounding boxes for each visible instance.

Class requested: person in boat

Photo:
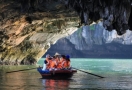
[49,56,57,71]
[60,55,69,69]
[46,52,61,71]
[65,55,71,69]
[55,55,60,65]
[42,54,50,71]
[45,55,53,70]
[56,55,62,70]
[52,52,61,70]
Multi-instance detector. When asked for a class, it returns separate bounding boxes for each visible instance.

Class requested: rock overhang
[0,0,80,65]
[0,0,132,65]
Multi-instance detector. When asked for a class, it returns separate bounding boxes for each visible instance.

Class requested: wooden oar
[72,67,105,78]
[6,67,37,73]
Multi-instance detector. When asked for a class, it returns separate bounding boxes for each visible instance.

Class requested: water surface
[1,58,132,90]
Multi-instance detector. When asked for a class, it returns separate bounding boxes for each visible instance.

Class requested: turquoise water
[1,58,132,90]
[38,58,132,75]
[70,58,132,75]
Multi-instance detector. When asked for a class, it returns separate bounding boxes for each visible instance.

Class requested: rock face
[0,0,132,65]
[46,23,132,58]
[0,0,79,65]
[66,0,132,35]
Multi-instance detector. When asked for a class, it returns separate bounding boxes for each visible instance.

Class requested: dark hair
[52,56,56,58]
[48,58,52,60]
[61,55,66,59]
[66,58,70,61]
[44,60,47,64]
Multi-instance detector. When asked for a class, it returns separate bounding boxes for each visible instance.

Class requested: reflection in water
[42,79,70,90]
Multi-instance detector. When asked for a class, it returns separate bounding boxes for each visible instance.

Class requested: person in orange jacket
[45,56,52,70]
[55,55,62,69]
[49,56,57,71]
[60,55,68,69]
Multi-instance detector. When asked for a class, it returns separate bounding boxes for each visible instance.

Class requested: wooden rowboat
[37,67,77,79]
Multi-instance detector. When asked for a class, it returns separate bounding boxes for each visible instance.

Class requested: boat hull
[37,68,77,79]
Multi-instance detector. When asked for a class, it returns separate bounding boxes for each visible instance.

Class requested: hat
[54,52,60,56]
[66,55,70,59]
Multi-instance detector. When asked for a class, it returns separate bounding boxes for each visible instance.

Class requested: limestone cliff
[0,0,79,65]
[1,0,132,65]
[46,23,132,58]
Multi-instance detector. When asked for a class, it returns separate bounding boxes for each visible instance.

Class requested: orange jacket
[62,60,71,68]
[46,59,51,69]
[61,60,68,68]
[63,61,68,68]
[57,61,62,69]
[50,60,57,68]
